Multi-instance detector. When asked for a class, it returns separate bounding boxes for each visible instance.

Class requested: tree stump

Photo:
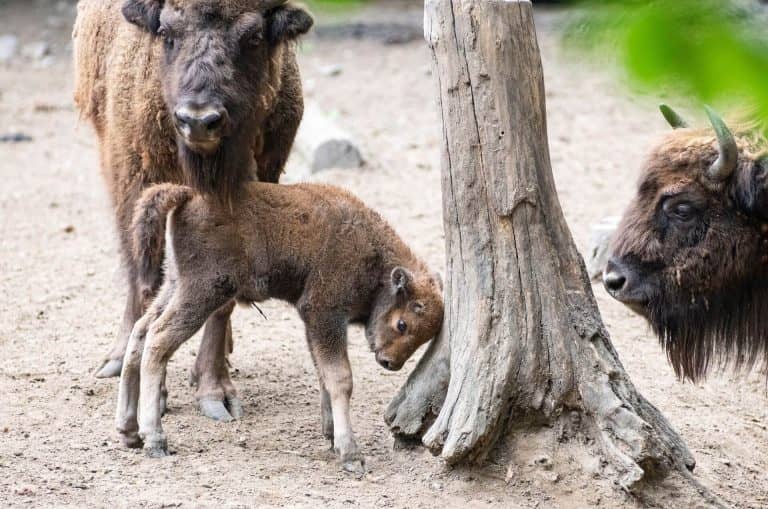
[386,0,719,501]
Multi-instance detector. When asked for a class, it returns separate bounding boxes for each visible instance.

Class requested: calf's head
[122,0,312,197]
[605,105,768,380]
[366,267,444,371]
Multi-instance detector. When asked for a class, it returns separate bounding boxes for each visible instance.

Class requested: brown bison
[604,105,768,381]
[115,182,444,474]
[73,0,312,420]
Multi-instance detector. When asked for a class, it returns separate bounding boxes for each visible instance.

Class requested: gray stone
[319,64,343,77]
[585,216,620,281]
[22,41,51,61]
[0,35,19,63]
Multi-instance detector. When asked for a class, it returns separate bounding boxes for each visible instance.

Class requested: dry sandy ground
[1,1,767,508]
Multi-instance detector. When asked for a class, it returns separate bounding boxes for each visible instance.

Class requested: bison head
[122,0,312,196]
[604,105,768,380]
[365,267,444,371]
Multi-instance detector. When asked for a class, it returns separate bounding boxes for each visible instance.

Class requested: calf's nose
[174,104,227,140]
[603,259,628,294]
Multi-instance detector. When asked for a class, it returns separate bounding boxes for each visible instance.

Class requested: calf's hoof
[95,359,123,378]
[119,431,143,449]
[142,434,169,458]
[341,452,366,477]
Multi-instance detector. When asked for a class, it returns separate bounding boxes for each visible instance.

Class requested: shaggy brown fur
[73,0,312,417]
[606,114,768,381]
[115,182,444,473]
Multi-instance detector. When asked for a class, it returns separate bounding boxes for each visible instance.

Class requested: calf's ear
[391,267,413,296]
[267,4,314,45]
[122,0,164,34]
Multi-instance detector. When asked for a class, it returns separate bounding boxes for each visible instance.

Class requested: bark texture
[386,0,710,494]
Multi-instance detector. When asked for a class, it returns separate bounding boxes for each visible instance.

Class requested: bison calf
[116,183,444,473]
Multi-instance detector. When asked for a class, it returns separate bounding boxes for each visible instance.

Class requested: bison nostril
[200,111,223,131]
[173,105,227,140]
[603,270,627,293]
[378,358,391,370]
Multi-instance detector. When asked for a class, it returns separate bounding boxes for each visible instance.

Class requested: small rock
[0,35,19,63]
[22,41,51,61]
[0,132,33,143]
[534,454,553,470]
[319,64,343,77]
[14,486,36,496]
[38,55,56,68]
[63,225,75,234]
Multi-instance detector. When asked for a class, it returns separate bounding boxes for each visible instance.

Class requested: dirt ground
[1,1,767,508]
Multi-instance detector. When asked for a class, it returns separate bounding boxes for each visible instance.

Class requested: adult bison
[604,105,768,381]
[73,0,313,420]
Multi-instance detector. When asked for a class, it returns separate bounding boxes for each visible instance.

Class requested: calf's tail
[132,183,195,298]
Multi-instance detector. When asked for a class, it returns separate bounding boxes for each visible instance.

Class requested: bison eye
[663,198,697,223]
[397,319,407,334]
[671,203,694,221]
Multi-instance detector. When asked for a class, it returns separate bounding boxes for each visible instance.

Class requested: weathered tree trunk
[386,0,718,500]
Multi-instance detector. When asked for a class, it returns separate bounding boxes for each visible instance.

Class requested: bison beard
[178,133,256,204]
[648,276,768,381]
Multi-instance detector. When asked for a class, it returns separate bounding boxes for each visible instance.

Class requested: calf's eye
[158,27,174,49]
[397,319,407,334]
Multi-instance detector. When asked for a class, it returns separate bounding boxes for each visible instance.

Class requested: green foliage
[305,0,368,15]
[566,0,768,128]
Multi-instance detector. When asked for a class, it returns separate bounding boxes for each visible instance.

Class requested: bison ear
[122,0,163,34]
[266,4,314,45]
[390,267,413,297]
[741,157,768,218]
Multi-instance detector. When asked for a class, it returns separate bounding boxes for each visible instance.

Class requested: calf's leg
[306,318,364,475]
[308,348,334,441]
[115,283,173,448]
[139,291,229,457]
[190,301,243,421]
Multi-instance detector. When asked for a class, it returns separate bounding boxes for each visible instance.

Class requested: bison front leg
[97,277,143,378]
[190,300,243,422]
[255,56,304,184]
[305,316,365,476]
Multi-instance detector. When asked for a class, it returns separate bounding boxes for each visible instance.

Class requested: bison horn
[659,104,689,129]
[704,105,738,181]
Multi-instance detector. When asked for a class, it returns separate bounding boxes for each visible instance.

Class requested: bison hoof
[199,399,234,422]
[143,435,169,458]
[341,453,366,478]
[95,359,123,378]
